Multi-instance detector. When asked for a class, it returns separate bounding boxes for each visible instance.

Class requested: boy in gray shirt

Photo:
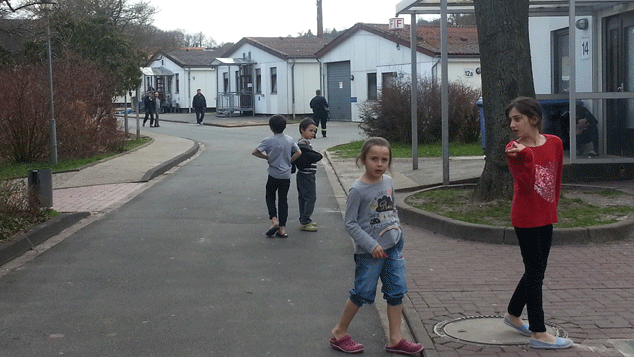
[252,115,301,238]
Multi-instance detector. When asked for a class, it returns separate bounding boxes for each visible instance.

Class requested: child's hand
[505,141,525,159]
[372,245,386,259]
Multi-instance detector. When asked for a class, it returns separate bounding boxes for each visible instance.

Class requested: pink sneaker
[385,339,424,355]
[329,335,364,354]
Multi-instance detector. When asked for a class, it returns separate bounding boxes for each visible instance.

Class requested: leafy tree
[472,0,535,201]
[52,16,144,94]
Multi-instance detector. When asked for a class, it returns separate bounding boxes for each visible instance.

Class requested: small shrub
[0,53,126,164]
[358,75,481,144]
[0,179,47,241]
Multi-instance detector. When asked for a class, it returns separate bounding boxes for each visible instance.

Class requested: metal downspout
[187,68,191,114]
[291,59,296,120]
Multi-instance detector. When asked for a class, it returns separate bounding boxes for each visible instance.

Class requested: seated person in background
[562,106,599,157]
[575,106,599,156]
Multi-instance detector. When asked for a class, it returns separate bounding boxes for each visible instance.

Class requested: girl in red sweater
[503,97,573,349]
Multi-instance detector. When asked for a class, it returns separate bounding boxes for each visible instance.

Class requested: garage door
[326,61,351,121]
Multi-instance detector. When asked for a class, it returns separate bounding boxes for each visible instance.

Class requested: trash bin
[27,168,53,208]
[476,98,485,150]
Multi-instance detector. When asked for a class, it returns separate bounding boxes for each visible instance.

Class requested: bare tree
[472,0,535,201]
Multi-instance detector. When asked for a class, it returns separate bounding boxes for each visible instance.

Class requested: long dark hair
[505,96,543,133]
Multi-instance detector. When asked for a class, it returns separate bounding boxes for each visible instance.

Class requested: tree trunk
[472,0,536,201]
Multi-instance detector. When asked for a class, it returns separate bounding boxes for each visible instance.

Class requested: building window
[223,72,229,92]
[256,68,262,94]
[175,74,179,93]
[382,72,398,88]
[271,67,277,94]
[553,28,570,93]
[367,73,377,100]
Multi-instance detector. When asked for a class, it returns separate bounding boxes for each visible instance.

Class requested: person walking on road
[153,92,160,127]
[252,115,301,238]
[292,119,322,232]
[142,91,155,127]
[504,97,573,350]
[309,89,329,138]
[330,137,423,356]
[192,89,206,125]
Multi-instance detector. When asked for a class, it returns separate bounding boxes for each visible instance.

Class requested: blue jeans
[349,237,407,307]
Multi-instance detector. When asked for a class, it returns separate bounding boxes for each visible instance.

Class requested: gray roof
[224,37,331,60]
[161,44,233,68]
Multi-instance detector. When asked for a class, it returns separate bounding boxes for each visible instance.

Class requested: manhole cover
[434,315,568,346]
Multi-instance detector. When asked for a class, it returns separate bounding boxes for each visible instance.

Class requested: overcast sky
[151,0,418,45]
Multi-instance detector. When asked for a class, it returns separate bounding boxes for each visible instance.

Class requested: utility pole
[316,0,323,37]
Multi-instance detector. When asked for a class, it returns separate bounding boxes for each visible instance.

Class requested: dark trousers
[577,123,599,152]
[296,172,316,225]
[508,225,553,333]
[314,115,327,136]
[195,107,205,124]
[143,110,154,126]
[265,175,291,227]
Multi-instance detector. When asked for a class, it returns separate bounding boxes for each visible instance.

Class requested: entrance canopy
[395,0,634,169]
[396,0,632,16]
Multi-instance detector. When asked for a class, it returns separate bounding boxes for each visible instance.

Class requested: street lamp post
[44,1,57,165]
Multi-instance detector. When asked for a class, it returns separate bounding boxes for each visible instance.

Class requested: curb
[140,140,200,181]
[0,212,90,266]
[397,187,634,245]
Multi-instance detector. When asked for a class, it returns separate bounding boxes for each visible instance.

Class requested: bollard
[27,168,53,208]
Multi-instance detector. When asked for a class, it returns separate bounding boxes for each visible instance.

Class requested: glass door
[606,11,634,156]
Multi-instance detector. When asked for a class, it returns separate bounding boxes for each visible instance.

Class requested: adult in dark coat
[309,89,329,137]
[192,89,207,125]
[142,91,155,127]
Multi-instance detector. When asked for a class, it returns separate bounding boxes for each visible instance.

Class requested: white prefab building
[315,23,481,122]
[141,46,231,113]
[212,37,330,117]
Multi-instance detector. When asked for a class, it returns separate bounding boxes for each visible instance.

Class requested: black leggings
[265,176,290,226]
[508,225,553,333]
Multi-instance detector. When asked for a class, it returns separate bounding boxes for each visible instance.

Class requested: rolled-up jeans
[349,237,407,307]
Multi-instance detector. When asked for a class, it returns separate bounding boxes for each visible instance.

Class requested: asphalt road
[0,121,394,356]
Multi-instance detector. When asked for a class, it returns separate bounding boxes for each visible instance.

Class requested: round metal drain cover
[434,315,568,346]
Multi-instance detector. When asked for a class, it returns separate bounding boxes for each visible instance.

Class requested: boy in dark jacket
[294,119,323,231]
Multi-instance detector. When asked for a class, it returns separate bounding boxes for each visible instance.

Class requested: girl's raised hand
[505,141,525,159]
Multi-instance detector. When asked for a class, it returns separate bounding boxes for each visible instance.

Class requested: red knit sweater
[506,134,563,228]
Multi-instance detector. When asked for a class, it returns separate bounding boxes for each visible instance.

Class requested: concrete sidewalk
[51,130,199,213]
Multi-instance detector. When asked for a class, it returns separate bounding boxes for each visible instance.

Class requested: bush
[0,54,126,163]
[0,179,47,242]
[358,76,481,144]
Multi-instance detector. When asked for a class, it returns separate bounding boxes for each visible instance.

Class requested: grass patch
[329,140,483,159]
[0,136,151,180]
[405,187,634,228]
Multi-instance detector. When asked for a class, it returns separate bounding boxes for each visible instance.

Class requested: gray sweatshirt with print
[344,175,401,255]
